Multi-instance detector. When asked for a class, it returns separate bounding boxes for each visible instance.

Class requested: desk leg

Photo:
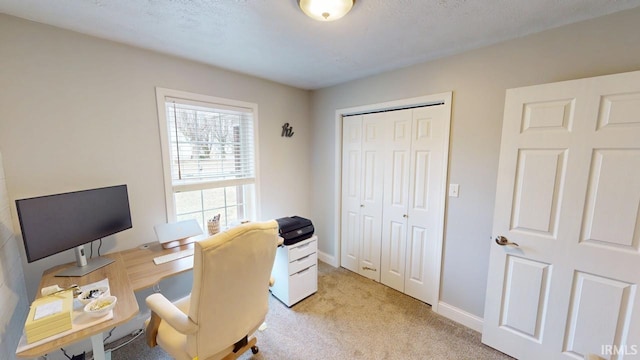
[90,333,108,360]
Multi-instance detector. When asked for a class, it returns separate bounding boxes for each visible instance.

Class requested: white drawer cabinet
[270,235,318,307]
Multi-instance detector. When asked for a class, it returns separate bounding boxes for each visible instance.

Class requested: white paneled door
[340,114,386,281]
[380,109,412,292]
[358,114,386,281]
[341,94,451,306]
[404,105,449,305]
[483,71,640,360]
[340,116,362,273]
[380,106,449,306]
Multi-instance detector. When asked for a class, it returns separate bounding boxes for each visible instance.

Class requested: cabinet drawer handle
[295,267,311,275]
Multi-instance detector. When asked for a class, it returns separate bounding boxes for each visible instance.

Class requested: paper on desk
[33,299,63,321]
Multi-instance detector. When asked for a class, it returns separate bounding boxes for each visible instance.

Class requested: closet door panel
[361,151,380,203]
[358,115,386,280]
[360,214,378,279]
[381,110,412,290]
[405,149,432,302]
[381,218,406,291]
[411,151,431,210]
[406,225,427,282]
[342,209,360,271]
[405,107,447,305]
[341,116,362,272]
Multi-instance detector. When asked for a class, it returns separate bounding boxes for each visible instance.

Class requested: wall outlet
[449,184,459,197]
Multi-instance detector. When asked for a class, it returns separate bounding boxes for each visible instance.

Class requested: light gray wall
[0,151,28,360]
[310,7,640,317]
[0,14,312,300]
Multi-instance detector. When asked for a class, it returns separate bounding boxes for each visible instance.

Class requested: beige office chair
[145,220,279,360]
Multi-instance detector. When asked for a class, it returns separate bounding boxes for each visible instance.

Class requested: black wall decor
[281,122,294,137]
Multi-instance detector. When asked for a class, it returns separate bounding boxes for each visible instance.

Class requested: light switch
[449,184,459,197]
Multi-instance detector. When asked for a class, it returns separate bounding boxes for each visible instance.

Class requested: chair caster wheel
[251,345,259,354]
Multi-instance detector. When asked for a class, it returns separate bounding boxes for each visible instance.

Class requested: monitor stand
[55,245,115,277]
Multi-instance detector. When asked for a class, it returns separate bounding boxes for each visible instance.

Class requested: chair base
[147,312,259,360]
[221,336,257,360]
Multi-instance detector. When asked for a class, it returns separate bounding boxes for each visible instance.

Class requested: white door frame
[332,92,452,312]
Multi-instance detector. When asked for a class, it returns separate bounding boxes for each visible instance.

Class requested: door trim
[333,92,453,312]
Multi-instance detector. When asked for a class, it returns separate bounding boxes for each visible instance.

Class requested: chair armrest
[146,293,199,335]
[270,236,283,287]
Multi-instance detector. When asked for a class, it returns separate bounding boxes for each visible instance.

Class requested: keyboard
[153,248,194,265]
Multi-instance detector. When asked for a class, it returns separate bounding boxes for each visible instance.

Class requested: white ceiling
[2,0,640,90]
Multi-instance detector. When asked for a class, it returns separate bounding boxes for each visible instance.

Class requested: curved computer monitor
[16,184,132,277]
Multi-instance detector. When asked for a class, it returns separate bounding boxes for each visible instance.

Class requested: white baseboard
[318,250,338,267]
[436,301,484,333]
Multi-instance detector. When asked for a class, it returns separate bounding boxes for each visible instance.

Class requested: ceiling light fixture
[298,0,355,22]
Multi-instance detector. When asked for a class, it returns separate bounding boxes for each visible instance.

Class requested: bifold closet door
[380,109,412,292]
[340,116,362,273]
[340,114,386,281]
[341,97,450,304]
[403,105,448,305]
[379,106,448,305]
[357,114,386,281]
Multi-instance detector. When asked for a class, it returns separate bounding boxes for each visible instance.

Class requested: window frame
[155,87,261,223]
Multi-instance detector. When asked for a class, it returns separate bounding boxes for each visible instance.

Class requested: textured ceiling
[2,0,640,89]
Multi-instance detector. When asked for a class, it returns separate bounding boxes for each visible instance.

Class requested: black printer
[276,216,314,246]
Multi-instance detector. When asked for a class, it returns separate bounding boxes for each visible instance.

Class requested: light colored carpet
[113,262,512,359]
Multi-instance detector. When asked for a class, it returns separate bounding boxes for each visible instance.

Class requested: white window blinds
[164,97,255,190]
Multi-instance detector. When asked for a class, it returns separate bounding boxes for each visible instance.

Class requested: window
[156,88,259,230]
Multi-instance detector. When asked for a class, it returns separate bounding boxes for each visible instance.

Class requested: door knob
[495,236,519,247]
